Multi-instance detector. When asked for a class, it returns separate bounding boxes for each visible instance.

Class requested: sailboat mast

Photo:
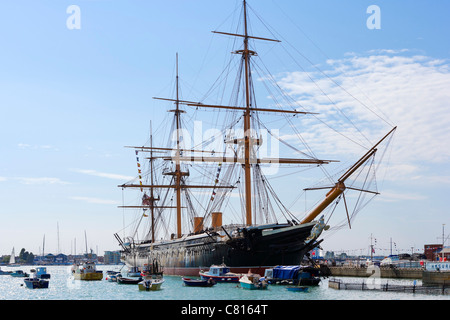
[57,222,60,254]
[242,0,253,226]
[84,230,88,255]
[175,53,183,238]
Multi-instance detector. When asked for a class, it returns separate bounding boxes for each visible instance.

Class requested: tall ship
[115,0,396,276]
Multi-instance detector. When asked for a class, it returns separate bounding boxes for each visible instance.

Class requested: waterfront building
[104,251,121,264]
[424,244,450,261]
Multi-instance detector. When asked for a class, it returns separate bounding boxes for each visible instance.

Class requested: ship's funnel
[211,212,223,229]
[194,217,204,234]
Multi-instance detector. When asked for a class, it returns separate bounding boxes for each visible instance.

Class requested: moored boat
[199,264,241,283]
[239,273,268,290]
[117,275,142,284]
[263,265,321,286]
[138,278,164,291]
[105,271,120,282]
[24,271,49,289]
[9,247,18,267]
[182,277,216,287]
[0,267,12,275]
[24,278,49,289]
[11,270,29,277]
[126,266,141,278]
[35,267,51,279]
[286,286,309,292]
[72,262,103,281]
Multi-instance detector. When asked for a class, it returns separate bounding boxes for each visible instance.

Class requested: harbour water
[0,265,448,301]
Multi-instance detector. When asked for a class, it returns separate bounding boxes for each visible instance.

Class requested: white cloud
[70,196,119,205]
[377,191,428,202]
[16,177,70,185]
[276,51,450,182]
[71,169,134,181]
[18,143,59,151]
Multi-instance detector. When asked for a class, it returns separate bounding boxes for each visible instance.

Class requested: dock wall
[327,267,450,286]
[422,271,450,287]
[328,266,423,279]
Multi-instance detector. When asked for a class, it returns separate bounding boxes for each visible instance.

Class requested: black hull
[122,222,320,276]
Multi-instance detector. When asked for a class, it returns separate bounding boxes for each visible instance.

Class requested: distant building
[436,247,450,261]
[309,247,322,259]
[104,251,121,264]
[424,244,443,261]
[55,254,68,264]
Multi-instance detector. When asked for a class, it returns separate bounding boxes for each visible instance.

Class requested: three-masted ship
[115,0,396,276]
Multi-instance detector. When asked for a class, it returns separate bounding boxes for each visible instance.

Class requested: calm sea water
[0,265,448,301]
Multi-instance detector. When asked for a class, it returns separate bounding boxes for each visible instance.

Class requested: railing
[328,278,449,295]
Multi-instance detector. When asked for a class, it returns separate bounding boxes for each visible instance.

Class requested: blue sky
[0,0,449,257]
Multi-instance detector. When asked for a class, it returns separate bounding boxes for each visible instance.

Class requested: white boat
[72,261,103,281]
[239,272,268,290]
[9,248,17,266]
[199,264,241,283]
[138,277,164,291]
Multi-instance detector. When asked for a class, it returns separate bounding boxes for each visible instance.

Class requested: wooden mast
[149,123,156,242]
[242,0,252,226]
[182,0,325,226]
[174,53,183,238]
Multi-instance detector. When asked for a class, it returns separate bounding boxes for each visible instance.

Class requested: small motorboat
[105,271,120,282]
[24,270,49,289]
[199,264,241,283]
[72,262,103,281]
[138,278,164,291]
[286,286,309,292]
[126,266,142,277]
[182,277,216,287]
[263,265,321,286]
[117,275,142,284]
[239,273,268,290]
[10,270,29,277]
[24,277,49,289]
[0,267,12,275]
[35,267,51,279]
